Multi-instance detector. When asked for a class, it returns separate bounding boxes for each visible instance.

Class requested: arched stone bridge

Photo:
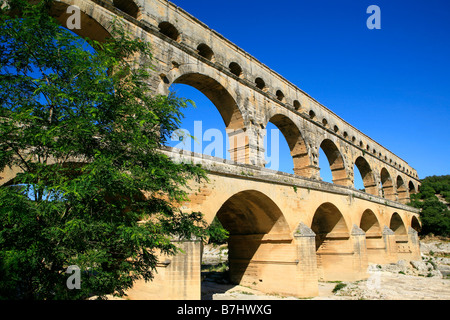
[1,0,422,299]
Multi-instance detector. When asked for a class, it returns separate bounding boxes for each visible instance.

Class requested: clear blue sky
[167,0,450,181]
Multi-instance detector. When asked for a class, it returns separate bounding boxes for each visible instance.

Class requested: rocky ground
[201,237,450,300]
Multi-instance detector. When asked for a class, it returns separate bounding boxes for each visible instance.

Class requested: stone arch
[319,139,349,186]
[50,0,112,42]
[311,202,352,281]
[311,202,350,241]
[360,209,381,236]
[229,62,243,78]
[390,212,407,236]
[113,0,140,19]
[354,156,378,195]
[396,175,408,203]
[216,190,291,235]
[172,72,244,130]
[215,190,292,291]
[255,77,266,91]
[265,114,310,177]
[197,43,215,61]
[411,216,421,233]
[276,90,285,102]
[360,209,384,264]
[389,212,410,259]
[380,168,396,200]
[158,21,180,42]
[169,71,249,163]
[408,180,417,195]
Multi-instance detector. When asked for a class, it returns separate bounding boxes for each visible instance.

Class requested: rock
[202,238,450,300]
[437,265,450,277]
[380,260,411,274]
[428,270,443,278]
[396,260,409,268]
[202,244,228,265]
[410,260,434,273]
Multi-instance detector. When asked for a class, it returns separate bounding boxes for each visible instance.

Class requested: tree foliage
[206,217,229,245]
[409,175,450,237]
[0,0,209,299]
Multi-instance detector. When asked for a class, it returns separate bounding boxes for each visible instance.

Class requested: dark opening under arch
[229,62,242,78]
[158,21,180,41]
[360,209,384,264]
[215,190,291,288]
[113,0,140,19]
[197,43,214,61]
[411,216,421,233]
[311,202,351,281]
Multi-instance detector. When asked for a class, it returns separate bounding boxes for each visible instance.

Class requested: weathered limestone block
[382,226,398,264]
[408,227,421,261]
[126,238,202,300]
[293,223,319,297]
[351,225,369,280]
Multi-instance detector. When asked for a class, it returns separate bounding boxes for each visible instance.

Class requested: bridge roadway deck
[163,147,420,216]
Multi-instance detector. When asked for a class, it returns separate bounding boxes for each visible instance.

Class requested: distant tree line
[409,175,450,237]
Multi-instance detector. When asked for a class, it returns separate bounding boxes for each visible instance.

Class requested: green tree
[419,199,450,236]
[206,217,229,245]
[409,175,450,237]
[0,0,208,299]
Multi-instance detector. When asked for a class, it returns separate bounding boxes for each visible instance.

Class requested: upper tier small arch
[158,21,180,42]
[113,0,140,19]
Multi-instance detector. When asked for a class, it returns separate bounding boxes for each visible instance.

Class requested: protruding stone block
[293,223,319,297]
[382,226,398,263]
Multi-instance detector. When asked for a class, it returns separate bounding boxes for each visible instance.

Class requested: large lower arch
[319,139,350,186]
[266,114,310,177]
[411,216,421,233]
[214,190,296,295]
[359,209,384,263]
[311,202,354,281]
[390,212,410,259]
[354,156,378,196]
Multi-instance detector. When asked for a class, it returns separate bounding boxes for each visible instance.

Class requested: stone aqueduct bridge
[1,0,424,299]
